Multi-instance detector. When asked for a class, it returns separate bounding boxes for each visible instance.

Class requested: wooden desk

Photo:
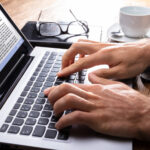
[1,0,150,150]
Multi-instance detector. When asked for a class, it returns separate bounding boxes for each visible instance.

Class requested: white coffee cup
[119,6,150,38]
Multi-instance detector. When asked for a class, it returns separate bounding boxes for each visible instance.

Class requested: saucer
[107,23,150,43]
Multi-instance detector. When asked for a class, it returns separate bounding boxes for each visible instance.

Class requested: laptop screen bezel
[0,4,33,87]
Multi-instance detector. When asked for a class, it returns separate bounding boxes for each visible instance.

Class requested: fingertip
[44,87,51,95]
[55,121,63,130]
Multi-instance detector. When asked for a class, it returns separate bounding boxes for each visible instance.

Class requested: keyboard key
[48,55,56,60]
[44,82,53,87]
[48,72,57,77]
[31,87,40,93]
[20,125,33,135]
[5,116,13,123]
[12,118,24,126]
[29,111,40,118]
[76,76,86,81]
[54,81,63,85]
[51,115,60,122]
[8,126,20,134]
[21,91,28,97]
[38,118,49,125]
[30,76,36,81]
[25,118,36,125]
[20,105,31,111]
[53,64,61,68]
[44,64,52,68]
[46,77,55,82]
[32,125,46,137]
[48,123,56,129]
[24,98,34,105]
[46,60,54,64]
[41,68,50,72]
[41,111,52,118]
[39,72,48,77]
[0,124,9,132]
[13,103,21,109]
[34,82,43,88]
[9,109,17,116]
[24,86,30,91]
[33,72,39,76]
[51,68,60,72]
[17,97,24,103]
[27,92,37,98]
[44,104,53,110]
[41,86,49,92]
[51,52,57,56]
[27,81,33,86]
[57,129,69,140]
[36,77,45,82]
[32,104,43,111]
[38,92,46,98]
[56,77,66,82]
[36,98,45,104]
[17,111,27,118]
[45,129,57,139]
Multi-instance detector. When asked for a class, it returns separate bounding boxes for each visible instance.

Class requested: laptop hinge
[0,54,34,109]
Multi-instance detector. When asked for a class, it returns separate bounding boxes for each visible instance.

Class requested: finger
[73,83,103,93]
[78,39,101,43]
[88,73,120,85]
[44,86,56,96]
[58,51,112,77]
[62,42,99,69]
[62,42,115,69]
[47,83,95,105]
[55,111,90,130]
[53,93,94,115]
[89,65,121,81]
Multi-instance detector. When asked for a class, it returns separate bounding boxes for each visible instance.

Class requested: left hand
[44,74,150,140]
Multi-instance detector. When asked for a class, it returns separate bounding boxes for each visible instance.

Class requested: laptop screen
[0,10,24,71]
[0,4,33,86]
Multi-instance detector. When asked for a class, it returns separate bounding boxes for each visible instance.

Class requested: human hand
[58,39,150,79]
[44,74,150,140]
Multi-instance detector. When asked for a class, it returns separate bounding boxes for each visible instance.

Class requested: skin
[57,39,150,79]
[44,75,150,140]
[44,39,150,140]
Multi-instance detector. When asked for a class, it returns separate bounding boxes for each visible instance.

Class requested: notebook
[0,4,132,150]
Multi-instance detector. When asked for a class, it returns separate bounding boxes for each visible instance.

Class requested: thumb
[88,73,119,85]
[88,66,120,83]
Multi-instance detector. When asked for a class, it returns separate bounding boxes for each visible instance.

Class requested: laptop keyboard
[0,51,87,141]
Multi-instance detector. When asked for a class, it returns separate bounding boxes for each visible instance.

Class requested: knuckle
[60,83,71,91]
[73,111,83,121]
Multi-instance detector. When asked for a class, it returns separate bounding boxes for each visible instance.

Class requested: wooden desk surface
[1,0,150,150]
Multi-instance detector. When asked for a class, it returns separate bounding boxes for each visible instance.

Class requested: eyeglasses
[36,10,89,37]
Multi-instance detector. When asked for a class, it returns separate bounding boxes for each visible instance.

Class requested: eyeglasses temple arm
[69,9,89,32]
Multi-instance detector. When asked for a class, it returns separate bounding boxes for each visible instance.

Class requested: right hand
[57,39,150,80]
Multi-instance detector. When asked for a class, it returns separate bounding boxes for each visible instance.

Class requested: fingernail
[55,122,60,130]
[44,88,51,94]
[57,71,62,77]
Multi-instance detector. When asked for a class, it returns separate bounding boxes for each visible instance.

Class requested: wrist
[136,97,150,141]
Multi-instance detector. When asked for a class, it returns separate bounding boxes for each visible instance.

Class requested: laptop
[0,4,132,150]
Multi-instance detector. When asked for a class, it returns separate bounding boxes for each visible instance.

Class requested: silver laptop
[0,4,132,150]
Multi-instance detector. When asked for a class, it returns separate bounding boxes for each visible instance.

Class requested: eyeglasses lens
[68,21,87,35]
[40,23,61,36]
